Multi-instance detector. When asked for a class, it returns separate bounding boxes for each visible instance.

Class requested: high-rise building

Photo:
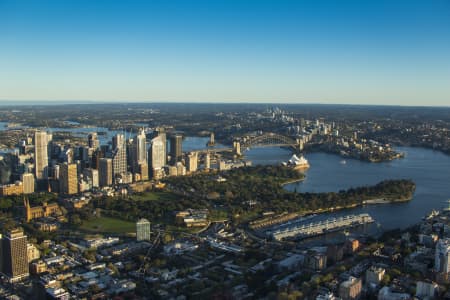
[99,158,113,187]
[21,173,35,194]
[34,131,49,180]
[112,133,125,150]
[112,134,127,179]
[130,129,147,173]
[83,168,99,188]
[88,132,100,150]
[170,134,182,164]
[205,152,211,169]
[138,163,149,181]
[136,218,151,241]
[187,152,198,173]
[148,135,166,174]
[59,163,78,195]
[435,238,450,273]
[157,131,167,161]
[208,132,215,146]
[136,129,147,165]
[1,228,29,282]
[92,149,104,170]
[233,141,241,156]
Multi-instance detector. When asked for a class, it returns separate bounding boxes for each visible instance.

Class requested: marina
[268,213,375,241]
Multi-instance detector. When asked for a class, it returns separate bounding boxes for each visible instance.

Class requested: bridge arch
[240,133,298,150]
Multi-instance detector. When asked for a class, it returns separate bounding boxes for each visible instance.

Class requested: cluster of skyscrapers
[0,127,209,196]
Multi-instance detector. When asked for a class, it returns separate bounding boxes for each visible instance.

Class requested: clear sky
[1,0,449,106]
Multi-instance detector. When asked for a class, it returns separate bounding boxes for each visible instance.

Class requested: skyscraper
[205,152,211,169]
[1,228,29,282]
[138,163,149,181]
[170,134,182,164]
[187,152,198,173]
[136,218,151,241]
[148,135,166,174]
[59,163,78,195]
[130,129,147,173]
[99,158,113,187]
[136,129,147,165]
[34,131,49,180]
[83,168,99,188]
[435,238,450,273]
[112,134,127,179]
[88,132,100,149]
[208,132,215,146]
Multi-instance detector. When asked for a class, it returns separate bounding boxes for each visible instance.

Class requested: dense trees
[87,166,415,225]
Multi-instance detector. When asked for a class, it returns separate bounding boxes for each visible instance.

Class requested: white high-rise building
[83,168,99,188]
[136,129,147,165]
[130,129,147,173]
[34,131,49,180]
[435,238,450,273]
[187,152,198,173]
[148,135,166,171]
[136,218,151,241]
[20,173,35,194]
[88,132,100,150]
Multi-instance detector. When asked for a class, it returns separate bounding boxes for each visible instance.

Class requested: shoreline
[300,196,413,216]
[281,178,305,186]
[362,197,412,205]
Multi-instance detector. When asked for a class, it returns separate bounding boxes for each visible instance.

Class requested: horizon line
[0,99,449,108]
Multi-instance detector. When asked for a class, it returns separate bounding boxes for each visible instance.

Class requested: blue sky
[1,0,449,106]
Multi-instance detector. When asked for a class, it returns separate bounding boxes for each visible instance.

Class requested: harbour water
[2,119,449,231]
[245,146,450,230]
[0,123,222,150]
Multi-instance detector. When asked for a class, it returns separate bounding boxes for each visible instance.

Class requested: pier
[269,213,374,241]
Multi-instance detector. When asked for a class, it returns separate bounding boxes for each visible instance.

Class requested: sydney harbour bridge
[191,132,303,156]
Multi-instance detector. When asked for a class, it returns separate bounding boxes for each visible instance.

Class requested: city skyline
[1,0,450,106]
[0,102,450,297]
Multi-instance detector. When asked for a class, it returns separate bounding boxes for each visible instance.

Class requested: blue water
[0,121,224,153]
[2,119,448,230]
[245,146,450,230]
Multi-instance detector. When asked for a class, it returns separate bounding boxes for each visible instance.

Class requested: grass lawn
[130,191,178,202]
[79,216,135,233]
